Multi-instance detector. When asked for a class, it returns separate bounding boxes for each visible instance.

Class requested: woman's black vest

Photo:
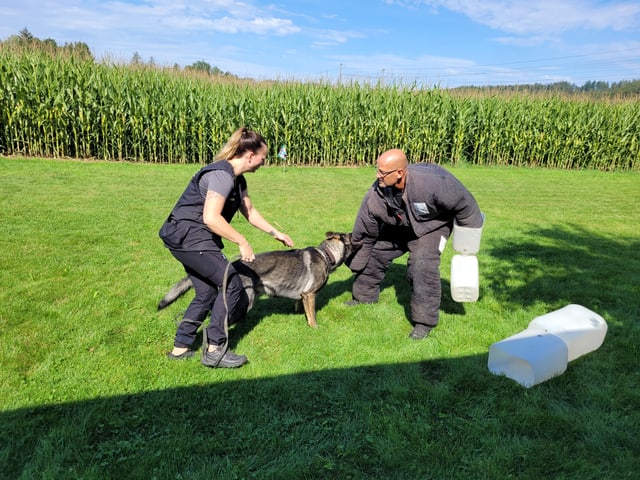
[159,161,246,251]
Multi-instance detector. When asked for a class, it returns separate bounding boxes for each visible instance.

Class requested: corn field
[1,50,638,170]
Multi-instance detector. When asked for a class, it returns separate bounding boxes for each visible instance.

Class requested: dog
[157,232,352,328]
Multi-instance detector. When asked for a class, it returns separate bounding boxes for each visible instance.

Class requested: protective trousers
[168,249,249,348]
[351,223,451,328]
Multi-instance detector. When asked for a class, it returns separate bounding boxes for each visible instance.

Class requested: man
[346,149,483,339]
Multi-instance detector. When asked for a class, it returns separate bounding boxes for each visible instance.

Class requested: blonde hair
[215,127,267,161]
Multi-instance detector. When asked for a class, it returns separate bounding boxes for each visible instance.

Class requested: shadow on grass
[321,223,640,325]
[231,261,467,347]
[478,224,640,386]
[3,224,638,478]
[2,352,635,479]
[176,223,639,353]
[483,223,640,319]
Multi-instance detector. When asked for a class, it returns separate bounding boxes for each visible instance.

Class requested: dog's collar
[316,244,337,269]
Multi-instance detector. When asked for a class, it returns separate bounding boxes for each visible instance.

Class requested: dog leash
[201,254,240,367]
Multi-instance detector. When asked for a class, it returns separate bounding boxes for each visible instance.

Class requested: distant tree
[18,27,34,43]
[2,27,35,48]
[184,60,236,77]
[0,28,94,61]
[186,60,213,74]
[582,80,609,92]
[42,38,58,50]
[131,51,143,66]
[551,81,576,94]
[610,79,640,96]
[62,41,93,61]
[211,66,226,75]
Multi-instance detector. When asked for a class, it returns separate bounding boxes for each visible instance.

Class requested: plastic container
[452,213,485,255]
[528,304,608,362]
[488,330,569,388]
[450,254,479,302]
[487,304,608,387]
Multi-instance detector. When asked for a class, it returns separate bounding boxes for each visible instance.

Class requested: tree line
[1,28,236,78]
[453,79,640,98]
[2,28,638,96]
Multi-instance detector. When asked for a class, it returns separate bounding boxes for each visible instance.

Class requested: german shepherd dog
[157,232,353,328]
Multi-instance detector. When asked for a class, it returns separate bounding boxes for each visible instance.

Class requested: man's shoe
[201,346,248,368]
[344,299,375,307]
[409,325,432,340]
[167,350,194,360]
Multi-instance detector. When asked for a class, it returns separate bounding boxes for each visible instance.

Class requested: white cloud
[249,17,300,35]
[310,29,365,48]
[3,0,301,37]
[165,14,299,35]
[402,0,640,34]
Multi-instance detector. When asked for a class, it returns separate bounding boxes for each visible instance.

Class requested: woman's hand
[272,230,294,248]
[238,238,255,262]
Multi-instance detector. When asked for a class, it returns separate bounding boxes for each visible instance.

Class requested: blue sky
[1,0,639,87]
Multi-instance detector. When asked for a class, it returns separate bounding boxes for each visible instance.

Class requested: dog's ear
[325,231,336,239]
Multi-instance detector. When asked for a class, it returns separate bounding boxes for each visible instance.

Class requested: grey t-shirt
[198,170,234,198]
[197,169,247,224]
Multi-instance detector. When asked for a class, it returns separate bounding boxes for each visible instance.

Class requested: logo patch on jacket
[413,202,429,215]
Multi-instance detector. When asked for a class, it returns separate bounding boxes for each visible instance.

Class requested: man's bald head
[376,149,409,190]
[377,149,408,171]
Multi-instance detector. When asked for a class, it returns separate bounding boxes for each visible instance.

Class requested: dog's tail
[157,276,193,310]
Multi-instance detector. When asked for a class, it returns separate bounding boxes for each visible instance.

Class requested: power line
[335,50,640,86]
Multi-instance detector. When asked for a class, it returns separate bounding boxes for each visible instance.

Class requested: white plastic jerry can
[528,304,608,362]
[487,329,569,388]
[450,213,484,303]
[450,254,479,302]
[488,304,608,387]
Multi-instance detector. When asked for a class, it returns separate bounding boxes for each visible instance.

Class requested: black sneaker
[409,325,432,340]
[201,346,248,368]
[166,350,195,360]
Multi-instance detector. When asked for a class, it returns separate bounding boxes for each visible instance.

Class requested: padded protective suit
[348,163,483,329]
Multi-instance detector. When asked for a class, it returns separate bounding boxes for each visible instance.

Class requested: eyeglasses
[376,168,399,178]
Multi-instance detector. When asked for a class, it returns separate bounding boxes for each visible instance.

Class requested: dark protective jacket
[349,163,482,271]
[159,161,246,251]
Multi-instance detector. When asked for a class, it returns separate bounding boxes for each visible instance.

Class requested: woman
[159,127,294,368]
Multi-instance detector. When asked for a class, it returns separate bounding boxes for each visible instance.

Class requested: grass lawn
[1,157,638,479]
